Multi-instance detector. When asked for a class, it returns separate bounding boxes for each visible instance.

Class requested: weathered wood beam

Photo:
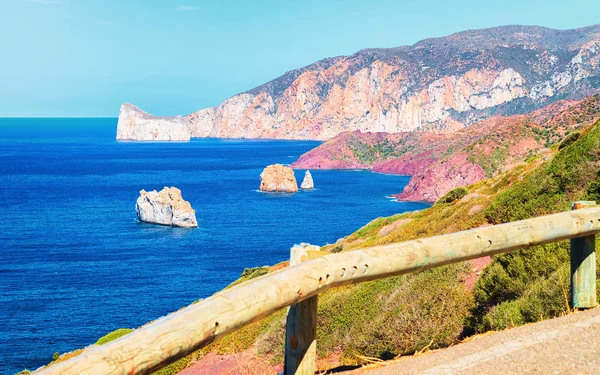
[35,206,600,375]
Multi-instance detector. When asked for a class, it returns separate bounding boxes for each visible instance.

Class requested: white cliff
[300,170,314,189]
[116,103,191,141]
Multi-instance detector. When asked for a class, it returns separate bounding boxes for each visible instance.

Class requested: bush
[330,244,343,253]
[473,241,569,310]
[342,265,473,362]
[240,266,269,279]
[313,263,473,365]
[479,265,571,331]
[95,328,134,345]
[558,132,580,150]
[437,187,468,204]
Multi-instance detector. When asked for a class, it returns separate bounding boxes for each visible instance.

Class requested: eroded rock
[136,187,198,228]
[259,164,298,193]
[300,171,314,189]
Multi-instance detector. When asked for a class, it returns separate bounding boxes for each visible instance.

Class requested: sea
[0,118,428,374]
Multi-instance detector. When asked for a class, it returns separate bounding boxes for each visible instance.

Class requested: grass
[95,328,133,345]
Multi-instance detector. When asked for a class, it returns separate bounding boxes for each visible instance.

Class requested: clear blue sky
[1,0,599,117]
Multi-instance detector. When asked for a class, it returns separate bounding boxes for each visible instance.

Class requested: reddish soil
[464,256,493,290]
[178,349,281,375]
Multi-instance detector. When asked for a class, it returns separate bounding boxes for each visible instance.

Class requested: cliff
[116,103,191,141]
[293,94,600,202]
[121,24,600,140]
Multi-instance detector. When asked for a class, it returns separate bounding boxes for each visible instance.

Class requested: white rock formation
[136,187,198,228]
[116,103,191,141]
[300,170,314,189]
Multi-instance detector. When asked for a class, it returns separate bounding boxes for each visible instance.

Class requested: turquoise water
[0,118,428,374]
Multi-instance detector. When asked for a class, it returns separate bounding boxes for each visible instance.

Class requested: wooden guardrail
[35,202,598,375]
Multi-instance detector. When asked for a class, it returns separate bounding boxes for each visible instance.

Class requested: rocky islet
[136,187,198,228]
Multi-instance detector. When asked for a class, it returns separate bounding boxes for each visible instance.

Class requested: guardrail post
[285,243,319,375]
[571,201,597,309]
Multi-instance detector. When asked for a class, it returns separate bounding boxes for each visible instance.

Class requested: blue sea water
[0,118,428,374]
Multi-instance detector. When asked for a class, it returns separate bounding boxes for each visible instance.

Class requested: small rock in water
[259,164,298,193]
[300,170,314,190]
[136,187,198,228]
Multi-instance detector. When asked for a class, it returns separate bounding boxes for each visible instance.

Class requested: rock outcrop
[122,24,600,141]
[259,164,298,193]
[300,171,315,190]
[136,187,198,228]
[117,103,191,141]
[300,171,314,189]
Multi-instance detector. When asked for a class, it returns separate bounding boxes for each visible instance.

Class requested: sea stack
[300,170,314,189]
[116,103,191,141]
[259,164,298,193]
[136,187,198,228]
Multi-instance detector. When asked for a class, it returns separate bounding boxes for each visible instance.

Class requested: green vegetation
[474,119,600,330]
[485,120,600,224]
[240,266,269,279]
[226,266,270,288]
[347,138,407,164]
[467,142,510,178]
[436,187,468,204]
[558,132,580,150]
[95,328,134,345]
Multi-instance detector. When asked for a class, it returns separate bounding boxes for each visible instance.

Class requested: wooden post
[571,201,597,309]
[285,244,318,375]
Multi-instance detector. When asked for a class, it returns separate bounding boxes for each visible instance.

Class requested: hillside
[293,94,600,202]
[157,115,600,374]
[120,24,600,141]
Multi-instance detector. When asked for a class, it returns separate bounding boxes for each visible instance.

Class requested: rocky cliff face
[117,103,191,141]
[293,94,600,202]
[136,187,198,227]
[172,24,600,140]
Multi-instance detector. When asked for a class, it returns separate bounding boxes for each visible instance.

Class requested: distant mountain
[119,24,600,140]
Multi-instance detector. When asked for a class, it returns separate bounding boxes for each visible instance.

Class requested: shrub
[341,265,473,363]
[330,244,343,253]
[240,266,269,279]
[437,187,468,204]
[473,241,569,310]
[558,132,580,150]
[95,328,134,345]
[479,265,571,331]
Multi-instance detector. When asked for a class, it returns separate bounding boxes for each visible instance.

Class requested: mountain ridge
[117,24,600,141]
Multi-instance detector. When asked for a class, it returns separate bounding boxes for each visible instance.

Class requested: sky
[1,0,599,117]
